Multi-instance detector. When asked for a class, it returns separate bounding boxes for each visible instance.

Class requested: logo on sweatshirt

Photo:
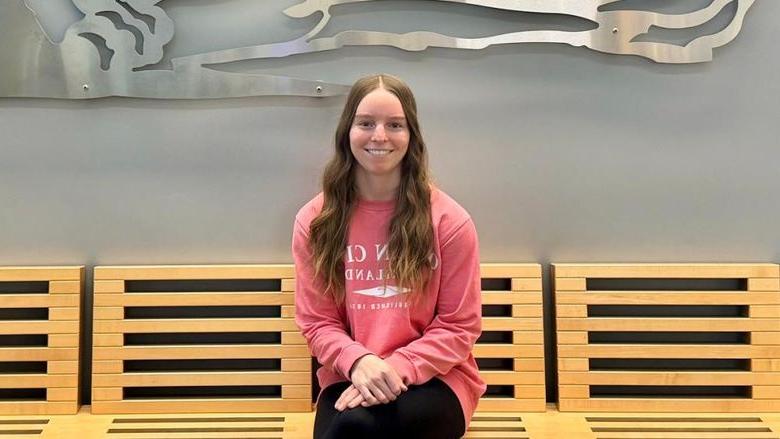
[353,285,410,298]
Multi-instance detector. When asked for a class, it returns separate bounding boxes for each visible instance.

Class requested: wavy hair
[308,74,434,305]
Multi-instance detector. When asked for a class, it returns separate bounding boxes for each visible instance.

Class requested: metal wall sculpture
[0,0,757,99]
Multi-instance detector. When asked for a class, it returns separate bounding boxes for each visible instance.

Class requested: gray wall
[2,0,778,404]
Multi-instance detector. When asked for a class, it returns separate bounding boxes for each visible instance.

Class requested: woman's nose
[371,125,387,142]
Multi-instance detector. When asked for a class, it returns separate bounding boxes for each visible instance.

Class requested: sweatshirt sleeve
[292,217,374,380]
[384,218,482,385]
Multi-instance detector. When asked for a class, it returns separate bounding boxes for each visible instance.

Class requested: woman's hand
[334,384,365,411]
[348,354,408,406]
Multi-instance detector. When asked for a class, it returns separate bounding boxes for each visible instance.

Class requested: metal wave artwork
[0,0,757,99]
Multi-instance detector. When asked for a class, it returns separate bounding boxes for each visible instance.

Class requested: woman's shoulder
[294,192,325,228]
[430,186,472,236]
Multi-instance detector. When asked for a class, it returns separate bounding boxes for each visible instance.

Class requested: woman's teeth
[366,149,391,156]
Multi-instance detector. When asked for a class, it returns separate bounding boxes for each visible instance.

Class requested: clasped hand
[334,354,408,411]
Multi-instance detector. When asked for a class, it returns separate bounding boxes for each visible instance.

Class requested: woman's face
[349,88,410,181]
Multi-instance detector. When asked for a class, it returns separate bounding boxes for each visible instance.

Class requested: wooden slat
[558,344,780,358]
[0,294,79,307]
[751,332,780,345]
[474,344,544,358]
[557,332,588,344]
[48,361,79,374]
[0,347,79,361]
[279,278,295,293]
[477,398,546,412]
[94,265,294,280]
[556,292,780,305]
[750,306,780,318]
[480,371,544,385]
[0,401,76,415]
[558,385,589,399]
[0,266,83,281]
[558,398,780,412]
[515,358,546,371]
[559,371,780,385]
[49,334,80,348]
[552,263,779,278]
[558,358,590,371]
[48,280,82,294]
[282,385,312,399]
[49,308,80,320]
[0,321,80,334]
[482,317,542,331]
[511,278,542,291]
[481,291,541,305]
[281,358,310,372]
[555,278,585,290]
[93,280,125,294]
[752,386,780,399]
[511,305,542,317]
[92,387,122,401]
[94,292,293,307]
[752,360,780,371]
[93,318,299,333]
[0,374,77,388]
[513,331,543,344]
[93,371,311,387]
[92,361,123,374]
[47,387,79,402]
[557,318,779,331]
[93,345,311,360]
[91,399,312,414]
[749,278,780,291]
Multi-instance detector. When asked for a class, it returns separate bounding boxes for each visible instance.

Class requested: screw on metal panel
[612,27,619,34]
[83,84,89,91]
[315,86,323,94]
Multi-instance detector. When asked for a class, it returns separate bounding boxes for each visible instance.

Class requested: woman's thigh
[313,379,465,439]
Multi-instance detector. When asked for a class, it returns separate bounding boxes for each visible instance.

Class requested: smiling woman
[293,74,486,438]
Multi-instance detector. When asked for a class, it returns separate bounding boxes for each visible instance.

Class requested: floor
[1,405,779,438]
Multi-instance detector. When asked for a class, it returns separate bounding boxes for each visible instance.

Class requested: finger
[346,392,365,409]
[356,383,379,405]
[335,385,359,411]
[368,380,393,403]
[388,370,408,394]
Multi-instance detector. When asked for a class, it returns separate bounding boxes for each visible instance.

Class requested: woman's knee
[327,408,380,437]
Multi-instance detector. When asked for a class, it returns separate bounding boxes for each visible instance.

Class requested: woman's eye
[356,120,374,128]
[389,123,405,129]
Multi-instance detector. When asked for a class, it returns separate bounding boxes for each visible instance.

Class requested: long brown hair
[308,74,434,304]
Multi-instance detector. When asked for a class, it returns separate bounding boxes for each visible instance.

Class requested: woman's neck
[355,170,401,201]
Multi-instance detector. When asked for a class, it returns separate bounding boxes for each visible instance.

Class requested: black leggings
[313,378,466,439]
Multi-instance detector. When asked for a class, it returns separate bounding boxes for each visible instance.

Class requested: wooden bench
[0,266,83,415]
[91,265,311,414]
[554,263,780,412]
[3,406,779,438]
[478,263,546,411]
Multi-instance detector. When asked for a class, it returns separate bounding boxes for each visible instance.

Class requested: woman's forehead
[355,88,405,116]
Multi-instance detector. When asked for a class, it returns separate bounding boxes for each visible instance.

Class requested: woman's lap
[314,378,465,439]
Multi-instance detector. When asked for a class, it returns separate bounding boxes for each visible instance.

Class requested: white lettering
[375,243,389,261]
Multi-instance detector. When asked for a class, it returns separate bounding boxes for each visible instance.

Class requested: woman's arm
[292,217,374,379]
[384,218,482,385]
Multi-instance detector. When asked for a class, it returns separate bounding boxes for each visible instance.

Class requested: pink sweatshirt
[293,187,486,428]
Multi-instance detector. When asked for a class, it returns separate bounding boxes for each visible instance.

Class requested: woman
[293,74,485,439]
